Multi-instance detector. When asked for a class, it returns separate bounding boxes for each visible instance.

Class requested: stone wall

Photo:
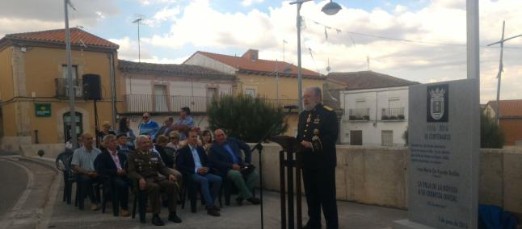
[251,144,522,214]
[15,142,522,214]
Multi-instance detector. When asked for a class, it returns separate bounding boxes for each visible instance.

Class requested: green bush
[481,112,504,148]
[207,94,287,142]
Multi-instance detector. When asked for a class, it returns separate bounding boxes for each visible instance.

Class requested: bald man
[208,129,260,205]
[71,133,101,211]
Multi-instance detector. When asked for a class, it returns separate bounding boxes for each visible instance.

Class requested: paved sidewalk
[3,156,408,229]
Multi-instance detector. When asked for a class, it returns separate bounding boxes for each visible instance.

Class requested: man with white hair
[297,87,339,229]
[127,135,182,226]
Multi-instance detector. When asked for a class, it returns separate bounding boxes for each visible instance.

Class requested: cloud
[3,0,522,104]
[241,0,264,7]
[0,0,118,36]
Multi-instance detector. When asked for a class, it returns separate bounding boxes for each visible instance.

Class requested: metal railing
[55,78,83,98]
[381,107,405,120]
[124,94,299,113]
[346,108,370,121]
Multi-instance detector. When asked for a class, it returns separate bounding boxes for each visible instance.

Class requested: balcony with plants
[381,107,405,121]
[346,108,370,121]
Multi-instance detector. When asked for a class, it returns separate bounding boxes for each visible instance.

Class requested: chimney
[242,49,259,61]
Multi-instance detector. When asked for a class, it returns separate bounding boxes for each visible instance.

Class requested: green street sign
[35,103,51,117]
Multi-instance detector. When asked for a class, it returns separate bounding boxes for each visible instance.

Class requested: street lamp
[290,0,341,112]
[322,0,342,15]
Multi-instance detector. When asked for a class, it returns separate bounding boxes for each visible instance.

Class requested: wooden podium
[271,136,304,229]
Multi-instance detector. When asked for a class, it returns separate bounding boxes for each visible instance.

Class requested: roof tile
[2,28,118,49]
[118,60,235,80]
[195,50,322,78]
[486,100,522,117]
[328,71,418,90]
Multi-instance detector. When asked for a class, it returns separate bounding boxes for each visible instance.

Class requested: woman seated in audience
[156,135,174,168]
[166,131,181,151]
[200,130,213,153]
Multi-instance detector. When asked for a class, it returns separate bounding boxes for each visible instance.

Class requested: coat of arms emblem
[429,88,445,120]
[427,84,449,122]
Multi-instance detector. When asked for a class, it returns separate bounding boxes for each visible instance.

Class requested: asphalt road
[0,156,409,229]
[0,158,28,217]
[0,156,59,229]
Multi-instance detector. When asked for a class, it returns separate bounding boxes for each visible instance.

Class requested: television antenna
[132,17,143,62]
[487,21,522,124]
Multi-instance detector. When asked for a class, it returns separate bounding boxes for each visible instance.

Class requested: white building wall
[123,75,234,113]
[184,53,238,74]
[340,86,409,146]
[125,78,233,97]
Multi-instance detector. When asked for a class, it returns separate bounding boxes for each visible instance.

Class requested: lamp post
[64,0,77,148]
[290,0,341,112]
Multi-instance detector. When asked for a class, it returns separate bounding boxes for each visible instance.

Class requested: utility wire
[301,16,522,49]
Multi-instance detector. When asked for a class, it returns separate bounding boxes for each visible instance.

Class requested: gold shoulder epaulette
[323,105,333,111]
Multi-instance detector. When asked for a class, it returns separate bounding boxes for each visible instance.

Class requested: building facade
[484,100,522,146]
[183,49,326,135]
[332,71,418,146]
[0,28,122,149]
[118,60,236,130]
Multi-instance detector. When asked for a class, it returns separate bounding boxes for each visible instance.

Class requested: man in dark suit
[94,134,130,217]
[208,129,260,205]
[297,87,339,229]
[176,129,222,216]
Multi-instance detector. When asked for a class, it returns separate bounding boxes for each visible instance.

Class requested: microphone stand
[250,124,278,229]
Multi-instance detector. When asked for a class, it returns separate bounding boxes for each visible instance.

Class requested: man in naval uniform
[296,87,339,229]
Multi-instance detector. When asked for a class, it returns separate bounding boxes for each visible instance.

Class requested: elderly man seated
[94,134,130,217]
[71,133,101,210]
[127,135,182,226]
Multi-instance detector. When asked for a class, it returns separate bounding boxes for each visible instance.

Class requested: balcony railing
[124,94,299,113]
[347,108,370,121]
[381,107,405,120]
[55,78,83,99]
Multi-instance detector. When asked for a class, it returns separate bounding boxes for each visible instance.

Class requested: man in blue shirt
[138,112,159,138]
[173,107,194,140]
[176,129,222,216]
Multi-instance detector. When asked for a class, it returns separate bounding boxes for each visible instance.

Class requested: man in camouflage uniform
[127,135,182,226]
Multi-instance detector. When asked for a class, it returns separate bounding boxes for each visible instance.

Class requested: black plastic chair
[99,176,119,216]
[55,150,75,204]
[131,178,147,223]
[75,174,101,210]
[220,176,255,206]
[180,173,203,213]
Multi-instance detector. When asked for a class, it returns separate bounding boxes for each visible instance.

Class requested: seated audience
[71,133,102,210]
[156,135,174,168]
[209,129,260,205]
[200,130,213,153]
[94,134,130,217]
[118,117,136,149]
[177,129,222,217]
[116,133,134,155]
[127,135,182,226]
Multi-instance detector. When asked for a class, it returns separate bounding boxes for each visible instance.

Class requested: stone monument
[394,79,479,229]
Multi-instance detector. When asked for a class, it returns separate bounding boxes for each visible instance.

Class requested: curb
[18,156,58,172]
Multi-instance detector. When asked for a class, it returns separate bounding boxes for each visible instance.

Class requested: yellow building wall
[0,47,15,100]
[238,73,324,102]
[0,45,123,144]
[237,73,325,137]
[0,47,15,138]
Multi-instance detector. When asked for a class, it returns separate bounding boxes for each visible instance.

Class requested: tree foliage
[207,94,288,142]
[481,112,504,148]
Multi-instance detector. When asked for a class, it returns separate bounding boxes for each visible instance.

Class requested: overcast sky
[1,0,521,103]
